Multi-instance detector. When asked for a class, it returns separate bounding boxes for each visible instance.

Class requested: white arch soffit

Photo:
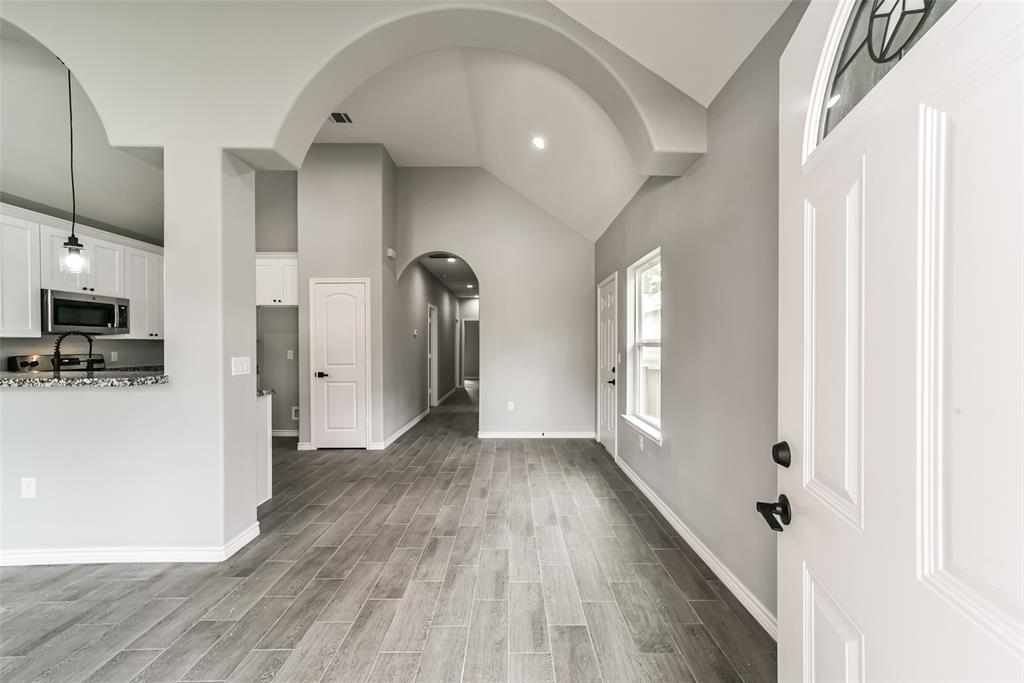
[249,3,707,177]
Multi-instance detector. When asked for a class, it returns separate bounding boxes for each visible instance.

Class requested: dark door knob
[772,441,791,468]
[606,379,615,385]
[315,371,329,378]
[756,494,792,532]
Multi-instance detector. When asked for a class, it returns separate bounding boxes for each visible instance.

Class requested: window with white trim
[625,248,662,441]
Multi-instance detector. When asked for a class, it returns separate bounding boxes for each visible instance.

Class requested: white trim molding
[435,386,457,406]
[272,429,299,437]
[369,409,430,451]
[614,455,778,639]
[0,522,260,567]
[478,431,596,439]
[297,442,315,451]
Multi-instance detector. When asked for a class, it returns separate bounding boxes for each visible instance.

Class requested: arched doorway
[400,250,480,435]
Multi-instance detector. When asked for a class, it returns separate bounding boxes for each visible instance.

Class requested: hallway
[0,391,775,682]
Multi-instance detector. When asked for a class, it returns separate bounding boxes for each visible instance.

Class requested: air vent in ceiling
[330,112,353,123]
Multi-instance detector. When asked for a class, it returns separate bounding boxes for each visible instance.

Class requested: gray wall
[257,308,299,432]
[384,262,460,435]
[397,167,594,435]
[463,320,480,379]
[594,2,806,615]
[255,171,298,252]
[298,144,388,444]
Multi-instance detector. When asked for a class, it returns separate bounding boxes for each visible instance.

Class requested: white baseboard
[369,409,430,450]
[0,522,261,567]
[435,386,456,406]
[272,429,299,437]
[614,455,778,639]
[297,442,315,451]
[478,431,596,439]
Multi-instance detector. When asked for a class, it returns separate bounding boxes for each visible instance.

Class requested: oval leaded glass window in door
[820,0,956,140]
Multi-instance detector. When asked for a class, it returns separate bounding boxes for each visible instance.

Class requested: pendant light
[60,65,88,275]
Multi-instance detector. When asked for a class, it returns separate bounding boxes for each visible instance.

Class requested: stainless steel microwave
[43,289,129,335]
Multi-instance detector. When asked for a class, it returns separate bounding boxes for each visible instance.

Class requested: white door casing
[597,272,618,455]
[310,279,370,449]
[779,2,1023,681]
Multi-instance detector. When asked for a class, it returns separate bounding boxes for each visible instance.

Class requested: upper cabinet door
[0,215,41,338]
[148,254,164,337]
[280,260,298,305]
[255,259,281,305]
[40,225,83,292]
[84,236,124,297]
[123,247,151,338]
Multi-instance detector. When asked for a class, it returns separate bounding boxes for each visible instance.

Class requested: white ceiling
[314,48,645,242]
[417,253,480,298]
[551,1,791,107]
[0,23,164,243]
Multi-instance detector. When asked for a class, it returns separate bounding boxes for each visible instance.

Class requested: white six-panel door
[779,2,1023,680]
[597,273,618,454]
[311,280,370,449]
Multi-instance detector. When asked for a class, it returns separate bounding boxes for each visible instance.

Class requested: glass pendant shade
[60,234,89,274]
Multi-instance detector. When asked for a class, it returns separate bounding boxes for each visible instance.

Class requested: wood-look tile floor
[0,388,776,682]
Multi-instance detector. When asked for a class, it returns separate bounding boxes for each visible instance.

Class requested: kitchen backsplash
[0,336,164,368]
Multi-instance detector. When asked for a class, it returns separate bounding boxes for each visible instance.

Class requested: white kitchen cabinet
[0,214,41,337]
[39,225,125,297]
[122,247,164,338]
[255,253,298,306]
[83,235,124,297]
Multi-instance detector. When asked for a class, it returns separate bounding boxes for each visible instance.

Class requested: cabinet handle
[90,288,95,292]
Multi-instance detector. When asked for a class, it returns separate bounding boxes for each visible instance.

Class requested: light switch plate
[286,349,294,360]
[231,356,251,375]
[292,406,299,421]
[507,401,515,412]
[21,477,36,499]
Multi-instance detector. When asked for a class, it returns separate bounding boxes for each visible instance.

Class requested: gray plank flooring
[0,387,775,681]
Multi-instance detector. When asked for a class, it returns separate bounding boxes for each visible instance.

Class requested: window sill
[621,414,663,446]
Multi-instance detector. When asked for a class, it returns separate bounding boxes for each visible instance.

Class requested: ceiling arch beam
[255,3,707,176]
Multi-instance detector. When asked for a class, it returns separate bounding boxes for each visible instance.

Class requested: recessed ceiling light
[826,94,841,109]
[466,284,474,289]
[532,135,546,150]
[447,257,456,263]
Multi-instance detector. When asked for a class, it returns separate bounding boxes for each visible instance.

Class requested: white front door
[597,273,617,453]
[779,2,1023,680]
[311,280,369,449]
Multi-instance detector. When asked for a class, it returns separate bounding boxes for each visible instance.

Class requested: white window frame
[623,247,663,445]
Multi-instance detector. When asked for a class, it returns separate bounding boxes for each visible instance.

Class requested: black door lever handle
[606,379,615,385]
[756,494,792,532]
[315,371,329,378]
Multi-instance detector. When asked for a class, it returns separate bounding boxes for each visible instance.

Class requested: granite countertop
[0,370,169,389]
[257,388,275,398]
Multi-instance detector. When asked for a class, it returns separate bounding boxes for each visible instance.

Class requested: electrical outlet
[507,401,515,412]
[21,477,36,499]
[231,356,251,375]
[291,406,299,421]
[638,434,644,451]
[110,351,119,362]
[286,349,294,360]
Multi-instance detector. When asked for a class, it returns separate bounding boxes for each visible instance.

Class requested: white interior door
[778,2,1023,680]
[311,280,369,449]
[427,304,438,406]
[597,273,617,453]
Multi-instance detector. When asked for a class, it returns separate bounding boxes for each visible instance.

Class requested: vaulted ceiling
[551,1,791,107]
[314,48,645,243]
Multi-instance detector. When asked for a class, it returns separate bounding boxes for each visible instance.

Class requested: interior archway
[249,3,706,176]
